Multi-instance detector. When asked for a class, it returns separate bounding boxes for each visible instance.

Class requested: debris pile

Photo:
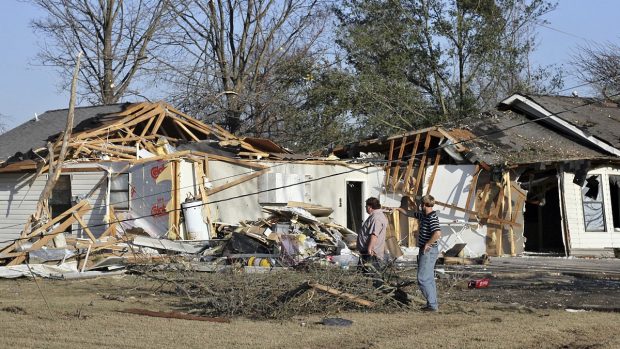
[0,200,361,278]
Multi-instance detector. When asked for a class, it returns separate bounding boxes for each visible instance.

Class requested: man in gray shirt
[357,197,388,268]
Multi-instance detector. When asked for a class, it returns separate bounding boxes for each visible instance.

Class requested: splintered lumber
[120,308,230,323]
[0,200,89,256]
[307,281,375,307]
[7,204,91,266]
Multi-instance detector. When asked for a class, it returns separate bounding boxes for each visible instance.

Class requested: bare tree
[31,0,171,104]
[162,0,329,134]
[573,42,620,100]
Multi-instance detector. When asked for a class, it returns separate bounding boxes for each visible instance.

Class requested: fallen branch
[120,308,230,323]
[307,281,375,307]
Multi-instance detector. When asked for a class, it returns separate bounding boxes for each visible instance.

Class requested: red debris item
[468,278,490,289]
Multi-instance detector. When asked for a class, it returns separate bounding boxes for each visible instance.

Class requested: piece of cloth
[417,245,439,310]
[357,209,388,259]
[404,210,441,248]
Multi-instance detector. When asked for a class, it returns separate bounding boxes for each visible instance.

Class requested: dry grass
[0,274,619,349]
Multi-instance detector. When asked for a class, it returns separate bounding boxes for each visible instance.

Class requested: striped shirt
[405,210,441,248]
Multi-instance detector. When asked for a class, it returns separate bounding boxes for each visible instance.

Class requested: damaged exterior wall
[0,168,108,248]
[562,165,620,256]
[204,160,387,226]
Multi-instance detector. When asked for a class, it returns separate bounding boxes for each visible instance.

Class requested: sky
[1,0,619,130]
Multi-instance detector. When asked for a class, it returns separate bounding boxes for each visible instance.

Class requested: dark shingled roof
[0,104,129,163]
[511,94,620,149]
[448,109,612,166]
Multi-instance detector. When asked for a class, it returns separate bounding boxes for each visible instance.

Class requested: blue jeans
[417,245,439,310]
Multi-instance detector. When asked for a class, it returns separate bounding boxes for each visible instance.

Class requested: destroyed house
[0,101,386,266]
[331,93,620,257]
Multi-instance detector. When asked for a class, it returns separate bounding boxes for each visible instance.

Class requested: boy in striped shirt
[396,194,442,312]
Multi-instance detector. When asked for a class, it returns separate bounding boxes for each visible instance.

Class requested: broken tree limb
[307,281,375,307]
[120,308,230,323]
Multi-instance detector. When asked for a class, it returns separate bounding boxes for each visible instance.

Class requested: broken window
[609,175,620,231]
[581,175,605,232]
[110,173,130,210]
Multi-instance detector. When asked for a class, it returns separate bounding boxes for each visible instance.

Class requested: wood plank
[82,143,136,159]
[167,113,212,138]
[173,119,200,141]
[173,160,181,239]
[464,165,481,213]
[492,182,505,256]
[385,139,395,189]
[425,137,444,195]
[165,105,218,135]
[149,111,167,136]
[390,136,408,191]
[7,205,90,265]
[73,212,97,242]
[505,171,515,256]
[195,161,215,238]
[206,168,270,196]
[403,133,421,193]
[434,200,521,227]
[413,133,432,197]
[0,200,89,255]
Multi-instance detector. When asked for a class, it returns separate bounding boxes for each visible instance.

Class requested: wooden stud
[173,160,181,239]
[505,171,516,256]
[403,134,421,193]
[412,133,432,197]
[425,137,444,195]
[464,165,481,213]
[390,136,408,191]
[385,139,395,189]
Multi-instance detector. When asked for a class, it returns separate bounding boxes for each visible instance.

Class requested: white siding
[0,173,46,247]
[205,161,385,226]
[0,170,108,247]
[562,167,620,251]
[70,172,108,238]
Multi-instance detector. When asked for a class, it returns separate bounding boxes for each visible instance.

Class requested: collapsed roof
[0,101,291,171]
[332,94,620,167]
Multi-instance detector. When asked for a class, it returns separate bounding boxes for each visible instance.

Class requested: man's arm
[367,234,378,256]
[395,207,423,219]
